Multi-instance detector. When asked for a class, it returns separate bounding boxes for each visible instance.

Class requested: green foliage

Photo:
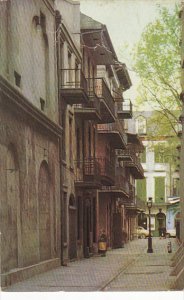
[133,5,181,134]
[145,111,180,171]
[146,110,180,137]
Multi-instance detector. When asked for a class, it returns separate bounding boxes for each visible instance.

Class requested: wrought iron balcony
[124,153,144,179]
[100,167,130,198]
[97,157,115,185]
[88,78,115,123]
[100,174,129,197]
[116,99,133,119]
[74,93,101,121]
[74,158,101,188]
[74,157,115,187]
[59,69,89,104]
[116,149,134,161]
[97,120,127,149]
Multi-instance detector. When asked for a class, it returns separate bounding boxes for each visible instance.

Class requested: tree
[133,5,181,136]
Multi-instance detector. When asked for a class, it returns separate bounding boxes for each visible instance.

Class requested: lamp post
[147,197,153,253]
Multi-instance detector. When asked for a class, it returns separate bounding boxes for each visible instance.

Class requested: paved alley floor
[3,238,179,292]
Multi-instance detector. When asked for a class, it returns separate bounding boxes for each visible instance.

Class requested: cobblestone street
[3,238,179,292]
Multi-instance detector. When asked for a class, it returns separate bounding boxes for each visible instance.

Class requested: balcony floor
[60,88,89,104]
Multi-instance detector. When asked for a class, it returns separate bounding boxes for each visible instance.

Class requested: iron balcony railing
[74,157,115,183]
[115,174,130,194]
[117,150,144,175]
[73,93,101,115]
[74,158,101,184]
[97,119,127,145]
[116,99,133,113]
[116,149,134,161]
[88,78,115,117]
[97,157,115,181]
[60,68,88,93]
[100,175,129,196]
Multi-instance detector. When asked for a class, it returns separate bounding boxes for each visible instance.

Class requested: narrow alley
[4,238,179,292]
[1,0,184,294]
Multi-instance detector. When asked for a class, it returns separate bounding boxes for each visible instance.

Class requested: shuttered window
[140,149,146,163]
[136,178,147,201]
[155,177,165,203]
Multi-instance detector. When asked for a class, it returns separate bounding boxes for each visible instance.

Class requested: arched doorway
[156,209,166,237]
[6,145,19,270]
[69,194,77,260]
[38,161,51,261]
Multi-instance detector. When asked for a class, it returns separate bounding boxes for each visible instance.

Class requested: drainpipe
[55,10,64,265]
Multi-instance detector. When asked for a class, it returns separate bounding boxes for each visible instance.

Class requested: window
[40,98,45,111]
[14,71,21,87]
[69,194,75,207]
[40,11,46,33]
[173,178,180,196]
[136,178,147,201]
[136,116,146,135]
[140,149,146,163]
[155,177,165,203]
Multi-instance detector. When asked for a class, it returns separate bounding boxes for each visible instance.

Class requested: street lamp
[147,197,153,253]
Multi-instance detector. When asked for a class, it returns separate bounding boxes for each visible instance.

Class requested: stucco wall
[0,0,58,123]
[0,103,61,274]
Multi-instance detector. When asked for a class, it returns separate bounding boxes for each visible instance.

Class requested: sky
[80,0,180,103]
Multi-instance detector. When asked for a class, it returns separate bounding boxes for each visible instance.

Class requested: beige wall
[55,0,80,49]
[0,0,58,123]
[0,106,61,273]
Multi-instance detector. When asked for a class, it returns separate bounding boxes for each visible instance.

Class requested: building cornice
[0,75,62,138]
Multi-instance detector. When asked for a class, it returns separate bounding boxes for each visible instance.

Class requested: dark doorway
[156,210,166,237]
[69,195,77,260]
[138,212,147,229]
[83,198,91,258]
[38,161,51,261]
[113,212,123,248]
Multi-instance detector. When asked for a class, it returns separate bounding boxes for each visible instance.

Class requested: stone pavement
[3,237,179,292]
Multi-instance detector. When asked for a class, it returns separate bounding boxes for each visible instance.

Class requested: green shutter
[155,177,165,203]
[136,179,146,201]
[140,150,146,163]
[154,147,160,163]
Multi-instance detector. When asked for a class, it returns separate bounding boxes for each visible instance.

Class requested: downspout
[55,10,64,265]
